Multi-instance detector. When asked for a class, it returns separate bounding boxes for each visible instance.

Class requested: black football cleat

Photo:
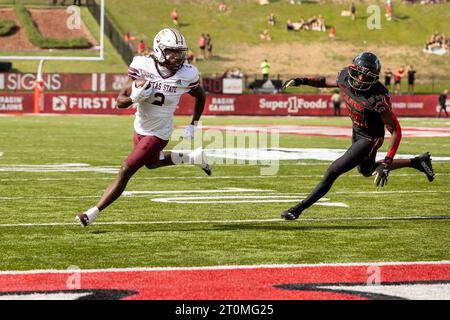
[281,203,303,220]
[411,152,435,182]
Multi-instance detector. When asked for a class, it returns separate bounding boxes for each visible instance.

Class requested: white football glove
[130,80,153,103]
[184,124,196,140]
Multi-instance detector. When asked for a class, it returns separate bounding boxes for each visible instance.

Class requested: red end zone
[0,262,449,300]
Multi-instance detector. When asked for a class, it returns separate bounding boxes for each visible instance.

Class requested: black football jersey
[337,67,392,138]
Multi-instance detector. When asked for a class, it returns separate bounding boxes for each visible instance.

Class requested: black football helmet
[348,52,381,91]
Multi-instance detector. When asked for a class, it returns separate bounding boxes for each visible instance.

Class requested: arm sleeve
[385,111,402,160]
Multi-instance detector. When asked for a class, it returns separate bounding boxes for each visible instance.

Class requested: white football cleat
[75,207,99,227]
[190,148,212,176]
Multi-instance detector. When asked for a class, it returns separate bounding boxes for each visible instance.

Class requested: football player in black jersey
[281,52,435,220]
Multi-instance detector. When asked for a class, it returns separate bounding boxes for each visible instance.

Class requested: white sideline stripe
[123,188,273,196]
[0,260,449,276]
[1,173,449,182]
[0,215,448,228]
[1,190,449,201]
[150,200,347,205]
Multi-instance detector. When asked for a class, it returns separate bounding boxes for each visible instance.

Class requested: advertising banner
[0,92,445,116]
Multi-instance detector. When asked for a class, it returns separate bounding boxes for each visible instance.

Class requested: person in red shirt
[394,66,405,94]
[138,40,146,55]
[171,8,179,26]
[198,34,206,59]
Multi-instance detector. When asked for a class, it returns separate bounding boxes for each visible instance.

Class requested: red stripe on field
[0,263,449,300]
[189,125,450,138]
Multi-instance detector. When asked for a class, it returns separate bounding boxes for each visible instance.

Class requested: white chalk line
[1,172,449,182]
[0,189,449,201]
[0,215,449,228]
[1,260,450,275]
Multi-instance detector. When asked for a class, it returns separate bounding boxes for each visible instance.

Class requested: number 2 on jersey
[151,93,165,106]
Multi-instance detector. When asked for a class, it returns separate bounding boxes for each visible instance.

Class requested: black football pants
[298,134,383,211]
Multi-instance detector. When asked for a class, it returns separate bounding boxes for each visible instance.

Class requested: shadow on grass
[213,224,383,232]
[100,223,383,234]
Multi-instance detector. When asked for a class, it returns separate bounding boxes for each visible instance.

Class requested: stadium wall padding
[0,92,446,116]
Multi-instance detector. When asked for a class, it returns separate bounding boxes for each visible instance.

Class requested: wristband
[383,156,393,166]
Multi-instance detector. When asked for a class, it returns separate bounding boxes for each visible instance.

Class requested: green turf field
[0,115,449,271]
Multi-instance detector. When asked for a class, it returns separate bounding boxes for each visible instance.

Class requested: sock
[85,207,99,222]
[172,152,191,164]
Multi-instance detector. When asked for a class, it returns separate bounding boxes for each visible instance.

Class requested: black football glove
[372,157,392,187]
[282,77,309,90]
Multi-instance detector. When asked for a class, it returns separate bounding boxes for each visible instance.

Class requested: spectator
[308,16,318,30]
[218,2,228,12]
[424,32,449,54]
[286,20,295,32]
[329,26,336,39]
[384,67,393,89]
[351,2,356,21]
[171,8,179,26]
[394,66,405,94]
[206,34,213,59]
[298,17,309,31]
[138,40,146,55]
[331,91,342,116]
[230,67,243,78]
[220,68,231,79]
[437,89,448,118]
[198,34,206,59]
[185,49,196,64]
[260,59,271,80]
[319,15,327,31]
[407,65,416,94]
[259,29,272,41]
[386,0,393,21]
[123,32,136,51]
[268,13,276,26]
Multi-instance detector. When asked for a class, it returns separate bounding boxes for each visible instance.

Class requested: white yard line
[0,215,448,228]
[1,173,449,182]
[0,260,449,275]
[123,188,273,196]
[1,190,449,201]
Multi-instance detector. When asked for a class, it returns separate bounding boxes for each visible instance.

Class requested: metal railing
[85,0,133,65]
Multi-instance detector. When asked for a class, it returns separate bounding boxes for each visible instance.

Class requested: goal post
[0,0,105,62]
[0,0,106,113]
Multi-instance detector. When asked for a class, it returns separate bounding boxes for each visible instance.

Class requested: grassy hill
[105,0,449,75]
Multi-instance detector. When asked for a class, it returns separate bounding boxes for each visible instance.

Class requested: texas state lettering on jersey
[126,55,200,140]
[336,67,392,138]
